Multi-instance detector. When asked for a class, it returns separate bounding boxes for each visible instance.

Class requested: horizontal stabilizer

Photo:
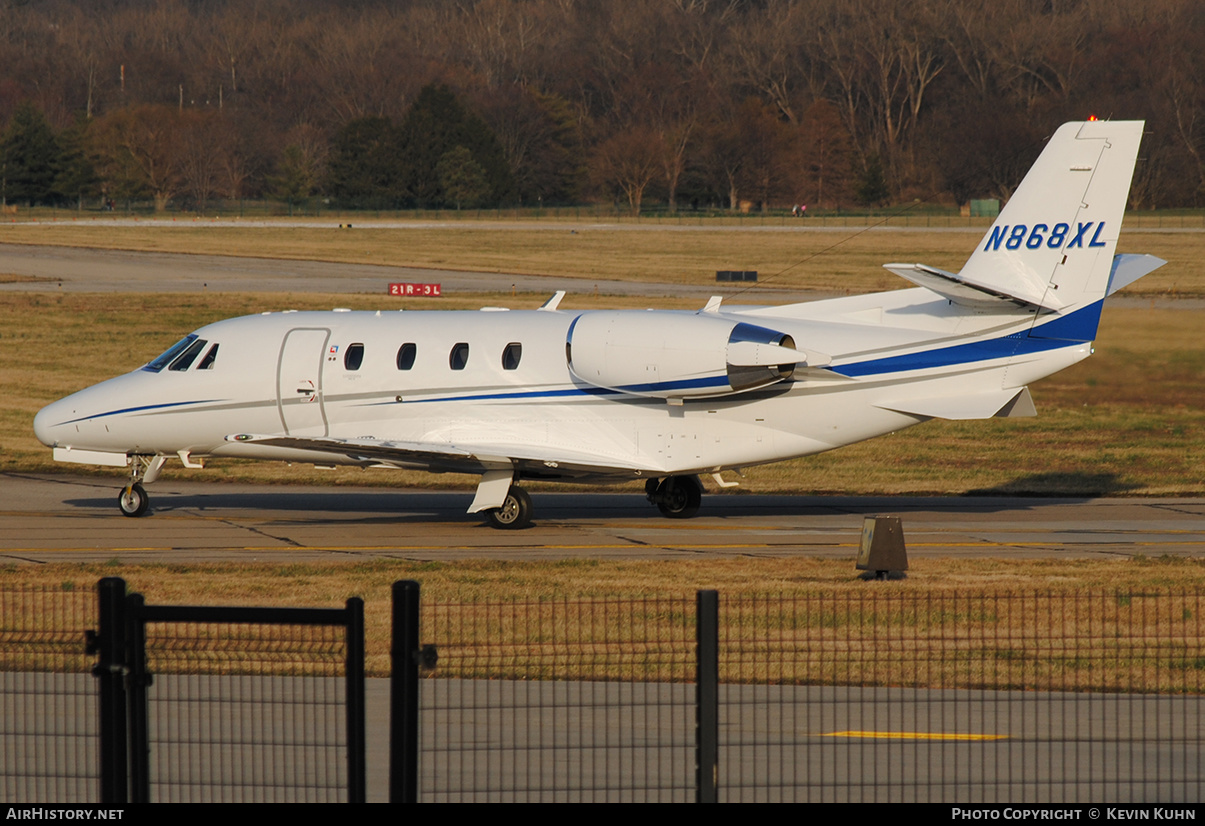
[884,263,1064,311]
[875,386,1036,420]
[1107,254,1166,296]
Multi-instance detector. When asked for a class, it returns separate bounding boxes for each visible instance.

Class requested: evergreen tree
[268,144,319,213]
[436,146,489,209]
[396,85,513,208]
[324,116,404,209]
[54,116,101,209]
[1,102,62,206]
[856,155,889,207]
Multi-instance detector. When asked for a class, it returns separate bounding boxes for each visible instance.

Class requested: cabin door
[277,327,330,435]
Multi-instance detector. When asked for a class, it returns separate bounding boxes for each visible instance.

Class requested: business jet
[34,120,1163,528]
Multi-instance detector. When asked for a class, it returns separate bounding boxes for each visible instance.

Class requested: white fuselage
[33,288,1089,484]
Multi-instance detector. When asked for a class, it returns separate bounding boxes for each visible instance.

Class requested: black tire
[485,485,533,529]
[118,483,149,518]
[656,475,702,519]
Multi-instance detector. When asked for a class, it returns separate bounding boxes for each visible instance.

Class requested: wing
[219,433,653,482]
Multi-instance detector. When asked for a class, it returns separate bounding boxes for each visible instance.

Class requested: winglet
[539,291,566,311]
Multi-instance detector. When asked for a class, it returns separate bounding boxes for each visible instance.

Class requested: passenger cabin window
[449,342,469,370]
[344,343,365,371]
[197,343,219,370]
[502,342,522,370]
[168,338,208,371]
[397,343,417,370]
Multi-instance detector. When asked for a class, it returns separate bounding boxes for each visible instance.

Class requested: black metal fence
[415,593,700,802]
[3,582,1204,803]
[123,597,365,803]
[0,586,97,803]
[715,592,1205,802]
[0,579,365,804]
[415,590,1205,803]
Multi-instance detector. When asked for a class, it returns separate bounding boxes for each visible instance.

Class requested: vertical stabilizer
[959,121,1144,313]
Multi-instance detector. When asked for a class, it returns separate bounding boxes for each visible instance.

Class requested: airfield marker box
[857,515,908,577]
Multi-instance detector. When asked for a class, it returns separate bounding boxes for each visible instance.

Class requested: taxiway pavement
[4,473,1204,564]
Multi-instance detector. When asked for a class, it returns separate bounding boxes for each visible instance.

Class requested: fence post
[345,597,367,803]
[696,589,719,803]
[125,592,150,803]
[95,577,129,804]
[390,580,421,803]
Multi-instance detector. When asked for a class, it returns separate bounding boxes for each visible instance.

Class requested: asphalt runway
[4,473,1205,564]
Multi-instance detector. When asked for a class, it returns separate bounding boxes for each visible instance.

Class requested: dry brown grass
[5,557,1205,689]
[2,220,1201,295]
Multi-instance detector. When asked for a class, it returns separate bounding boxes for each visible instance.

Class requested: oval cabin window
[502,342,522,370]
[397,343,417,370]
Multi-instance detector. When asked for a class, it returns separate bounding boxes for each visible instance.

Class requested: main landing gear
[646,475,703,518]
[117,455,166,518]
[484,485,533,529]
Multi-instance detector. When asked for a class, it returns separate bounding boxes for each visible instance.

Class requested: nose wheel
[485,485,533,529]
[116,454,166,517]
[118,483,150,518]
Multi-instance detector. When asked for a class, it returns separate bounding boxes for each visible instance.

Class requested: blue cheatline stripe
[378,302,1104,401]
[58,399,225,426]
[377,374,731,405]
[831,301,1102,378]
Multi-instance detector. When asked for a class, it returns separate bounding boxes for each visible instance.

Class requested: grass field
[2,220,1203,296]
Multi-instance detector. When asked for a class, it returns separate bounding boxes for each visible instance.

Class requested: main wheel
[485,485,533,529]
[118,483,149,518]
[656,475,702,519]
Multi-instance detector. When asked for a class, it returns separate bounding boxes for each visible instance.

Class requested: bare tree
[591,124,662,215]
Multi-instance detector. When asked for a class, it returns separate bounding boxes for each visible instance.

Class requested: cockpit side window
[168,338,208,371]
[197,343,219,370]
[144,334,197,373]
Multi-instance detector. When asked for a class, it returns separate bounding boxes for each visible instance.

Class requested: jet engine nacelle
[566,311,807,399]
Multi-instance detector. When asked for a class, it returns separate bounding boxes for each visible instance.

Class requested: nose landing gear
[117,455,166,517]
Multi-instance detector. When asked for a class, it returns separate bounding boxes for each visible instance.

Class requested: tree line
[1,0,1203,213]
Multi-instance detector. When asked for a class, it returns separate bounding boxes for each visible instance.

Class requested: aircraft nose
[33,399,67,447]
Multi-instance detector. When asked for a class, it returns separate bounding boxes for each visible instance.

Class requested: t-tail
[886,120,1163,342]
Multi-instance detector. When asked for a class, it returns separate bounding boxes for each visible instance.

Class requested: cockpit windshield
[143,334,217,373]
[144,335,198,372]
[168,338,207,371]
